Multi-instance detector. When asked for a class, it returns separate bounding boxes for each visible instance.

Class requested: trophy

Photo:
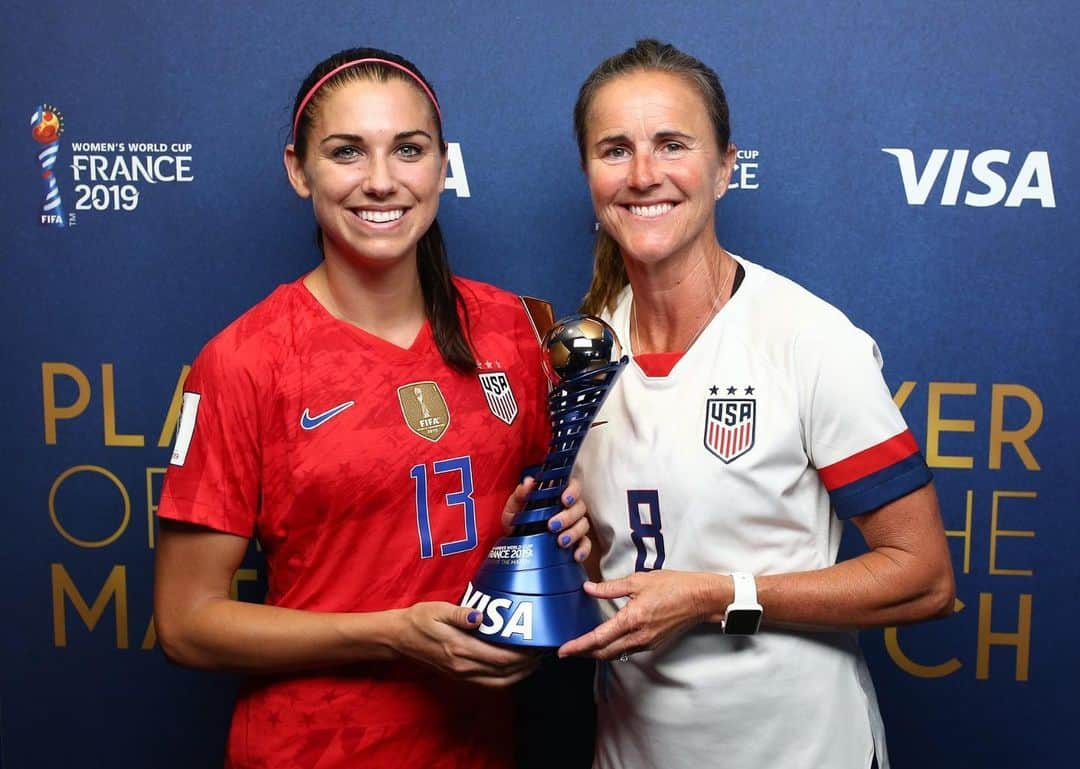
[461,314,628,647]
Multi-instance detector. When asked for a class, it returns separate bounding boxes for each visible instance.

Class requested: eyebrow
[319,129,434,146]
[593,129,695,147]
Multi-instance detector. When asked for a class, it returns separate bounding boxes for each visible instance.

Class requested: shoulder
[727,256,885,387]
[455,276,529,312]
[188,279,311,385]
[454,276,542,339]
[735,256,858,338]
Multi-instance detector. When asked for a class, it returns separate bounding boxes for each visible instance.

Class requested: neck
[305,247,427,347]
[627,242,734,354]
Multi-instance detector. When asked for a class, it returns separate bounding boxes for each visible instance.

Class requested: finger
[563,477,583,507]
[450,632,543,671]
[573,534,592,564]
[554,515,590,550]
[468,663,540,688]
[582,578,633,599]
[444,604,485,631]
[501,477,535,530]
[547,499,587,537]
[557,616,622,658]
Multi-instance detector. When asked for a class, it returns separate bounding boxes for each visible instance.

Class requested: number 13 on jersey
[411,456,478,559]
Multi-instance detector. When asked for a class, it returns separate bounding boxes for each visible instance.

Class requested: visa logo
[881,149,1055,208]
[461,582,534,640]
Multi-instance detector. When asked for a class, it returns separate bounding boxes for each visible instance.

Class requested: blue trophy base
[461,531,602,648]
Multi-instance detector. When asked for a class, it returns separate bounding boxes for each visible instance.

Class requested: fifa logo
[31,104,67,227]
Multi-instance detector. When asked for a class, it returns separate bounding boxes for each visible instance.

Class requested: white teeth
[628,203,673,218]
[358,209,404,223]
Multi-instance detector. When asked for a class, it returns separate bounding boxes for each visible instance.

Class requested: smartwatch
[722,572,763,635]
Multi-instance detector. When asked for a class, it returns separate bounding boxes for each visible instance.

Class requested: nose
[627,151,659,190]
[362,153,396,197]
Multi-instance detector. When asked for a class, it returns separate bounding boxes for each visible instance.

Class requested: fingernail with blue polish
[576,552,586,562]
[549,519,563,532]
[564,495,576,505]
[468,612,479,623]
[560,535,571,546]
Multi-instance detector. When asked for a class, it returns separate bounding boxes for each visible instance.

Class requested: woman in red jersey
[153,48,590,769]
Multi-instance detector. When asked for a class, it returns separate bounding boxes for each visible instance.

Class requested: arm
[749,481,955,630]
[559,482,955,660]
[153,519,538,686]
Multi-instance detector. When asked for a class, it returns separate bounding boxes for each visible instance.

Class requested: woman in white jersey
[558,39,955,769]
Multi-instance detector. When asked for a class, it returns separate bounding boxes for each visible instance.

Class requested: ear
[283,144,311,199]
[714,143,738,201]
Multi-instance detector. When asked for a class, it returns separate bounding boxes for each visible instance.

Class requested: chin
[621,239,683,265]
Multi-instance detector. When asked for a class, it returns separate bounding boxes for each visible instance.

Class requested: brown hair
[574,39,732,315]
[291,47,475,372]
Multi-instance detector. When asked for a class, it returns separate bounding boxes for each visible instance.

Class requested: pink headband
[291,57,443,142]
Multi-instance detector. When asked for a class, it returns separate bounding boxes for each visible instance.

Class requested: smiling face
[284,76,447,269]
[583,70,735,272]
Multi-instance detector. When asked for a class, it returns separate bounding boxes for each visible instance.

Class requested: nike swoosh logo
[300,400,355,430]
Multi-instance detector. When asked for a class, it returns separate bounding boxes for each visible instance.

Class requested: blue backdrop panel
[2,1,1076,767]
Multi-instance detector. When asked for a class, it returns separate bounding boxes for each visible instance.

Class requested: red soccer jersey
[158,276,550,769]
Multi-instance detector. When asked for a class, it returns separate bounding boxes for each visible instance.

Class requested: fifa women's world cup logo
[31,104,66,228]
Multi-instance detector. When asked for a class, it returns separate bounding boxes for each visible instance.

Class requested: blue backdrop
[3,1,1076,767]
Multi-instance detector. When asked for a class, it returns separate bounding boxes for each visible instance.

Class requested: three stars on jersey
[705,384,757,463]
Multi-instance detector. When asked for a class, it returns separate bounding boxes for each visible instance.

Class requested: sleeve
[797,323,932,519]
[156,338,262,537]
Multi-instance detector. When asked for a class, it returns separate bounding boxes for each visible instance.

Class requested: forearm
[155,597,404,673]
[697,484,956,631]
[696,551,954,632]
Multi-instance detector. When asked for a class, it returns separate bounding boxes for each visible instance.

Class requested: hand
[557,570,721,661]
[501,476,591,563]
[394,601,539,687]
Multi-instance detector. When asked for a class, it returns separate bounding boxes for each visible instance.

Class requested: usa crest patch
[704,398,755,463]
[478,371,518,425]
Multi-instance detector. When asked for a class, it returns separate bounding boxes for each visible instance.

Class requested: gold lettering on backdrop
[232,568,260,600]
[943,490,974,575]
[141,616,157,649]
[52,563,128,648]
[145,467,167,549]
[926,382,977,469]
[891,380,916,409]
[42,362,91,444]
[49,464,131,548]
[989,491,1036,576]
[976,593,1032,681]
[157,365,191,447]
[989,384,1042,470]
[42,362,192,447]
[884,597,965,678]
[102,363,145,446]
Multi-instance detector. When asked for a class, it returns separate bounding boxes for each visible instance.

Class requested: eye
[396,143,424,159]
[661,141,686,154]
[331,145,361,161]
[603,146,630,160]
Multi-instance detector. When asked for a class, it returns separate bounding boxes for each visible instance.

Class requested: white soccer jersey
[575,255,931,769]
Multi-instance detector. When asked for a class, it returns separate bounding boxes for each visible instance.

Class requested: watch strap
[730,571,758,606]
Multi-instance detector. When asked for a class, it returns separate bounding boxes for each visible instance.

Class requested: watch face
[724,608,762,635]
